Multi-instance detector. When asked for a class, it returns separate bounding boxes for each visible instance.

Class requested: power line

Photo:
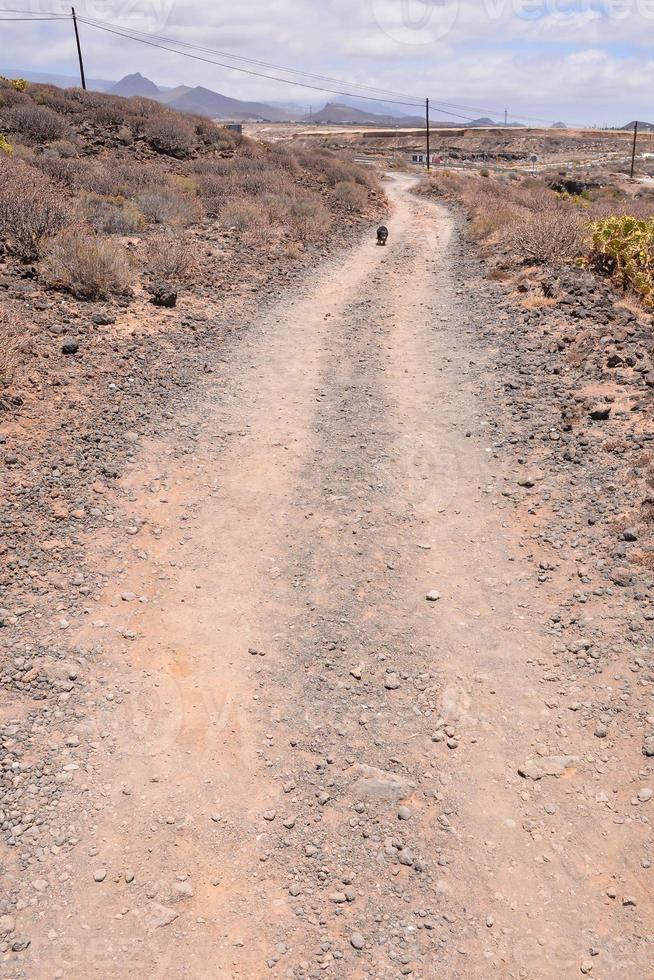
[0,5,585,127]
[0,14,70,19]
[78,17,439,112]
[80,16,425,107]
[76,14,566,126]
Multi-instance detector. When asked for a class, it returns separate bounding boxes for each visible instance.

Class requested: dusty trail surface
[7,176,653,979]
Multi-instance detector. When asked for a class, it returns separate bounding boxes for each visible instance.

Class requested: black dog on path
[376,225,388,246]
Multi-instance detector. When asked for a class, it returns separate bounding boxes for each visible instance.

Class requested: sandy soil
[4,175,653,980]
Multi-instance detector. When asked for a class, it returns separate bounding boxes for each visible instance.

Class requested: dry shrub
[0,160,71,259]
[84,194,144,234]
[221,197,268,234]
[135,187,200,226]
[333,180,369,212]
[145,233,196,284]
[4,102,68,143]
[192,117,236,151]
[44,229,133,299]
[286,197,331,242]
[144,115,196,157]
[0,304,19,394]
[506,207,587,265]
[34,153,84,188]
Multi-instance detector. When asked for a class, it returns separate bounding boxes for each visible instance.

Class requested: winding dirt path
[15,175,652,980]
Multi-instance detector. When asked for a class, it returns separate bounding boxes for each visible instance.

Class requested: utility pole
[630,120,638,178]
[71,7,86,91]
[504,108,508,126]
[425,97,431,172]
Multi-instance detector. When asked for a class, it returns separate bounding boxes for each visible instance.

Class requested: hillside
[164,84,292,121]
[108,71,161,98]
[311,101,423,126]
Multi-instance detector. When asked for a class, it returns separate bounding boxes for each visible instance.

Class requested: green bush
[590,215,654,304]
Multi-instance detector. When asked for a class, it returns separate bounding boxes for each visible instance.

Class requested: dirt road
[8,175,652,979]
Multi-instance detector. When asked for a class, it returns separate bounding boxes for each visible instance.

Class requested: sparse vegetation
[507,207,587,265]
[0,160,71,260]
[44,229,134,300]
[145,233,196,284]
[333,180,369,212]
[85,194,145,235]
[0,304,19,397]
[418,168,654,295]
[590,215,654,304]
[0,78,380,314]
[135,187,202,226]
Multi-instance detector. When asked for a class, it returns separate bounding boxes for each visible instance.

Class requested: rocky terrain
[1,131,654,978]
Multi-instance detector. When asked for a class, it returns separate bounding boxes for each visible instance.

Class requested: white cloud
[0,0,652,123]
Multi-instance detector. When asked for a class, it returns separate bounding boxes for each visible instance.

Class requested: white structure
[410,152,440,164]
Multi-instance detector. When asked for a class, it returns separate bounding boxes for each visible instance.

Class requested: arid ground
[3,169,654,979]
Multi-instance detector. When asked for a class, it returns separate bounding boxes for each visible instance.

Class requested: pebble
[350,933,365,950]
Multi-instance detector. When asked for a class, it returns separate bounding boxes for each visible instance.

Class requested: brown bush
[135,187,200,226]
[192,117,236,151]
[144,233,196,284]
[4,103,68,143]
[33,152,84,188]
[0,160,72,260]
[221,197,268,234]
[333,180,369,212]
[84,194,144,234]
[44,229,133,299]
[506,207,587,265]
[286,196,331,242]
[144,115,196,157]
[0,305,19,395]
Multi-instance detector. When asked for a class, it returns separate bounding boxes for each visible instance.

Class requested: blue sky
[0,0,652,124]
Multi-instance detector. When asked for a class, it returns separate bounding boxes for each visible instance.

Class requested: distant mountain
[621,120,654,132]
[108,72,160,98]
[310,101,422,125]
[104,74,292,121]
[155,85,193,104]
[163,85,292,121]
[0,67,113,91]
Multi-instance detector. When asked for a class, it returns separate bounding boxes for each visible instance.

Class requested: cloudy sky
[1,0,653,124]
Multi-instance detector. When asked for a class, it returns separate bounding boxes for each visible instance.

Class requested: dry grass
[135,187,201,227]
[144,233,196,284]
[333,180,369,212]
[44,229,134,300]
[84,194,145,234]
[0,305,18,395]
[506,207,588,265]
[0,159,72,259]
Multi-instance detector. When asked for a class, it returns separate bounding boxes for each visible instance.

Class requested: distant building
[410,152,442,165]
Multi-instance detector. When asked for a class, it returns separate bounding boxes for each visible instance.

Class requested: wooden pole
[630,120,638,179]
[425,97,430,171]
[71,8,86,90]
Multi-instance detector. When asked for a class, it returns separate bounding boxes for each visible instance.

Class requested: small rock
[350,933,365,950]
[61,338,79,355]
[426,590,441,602]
